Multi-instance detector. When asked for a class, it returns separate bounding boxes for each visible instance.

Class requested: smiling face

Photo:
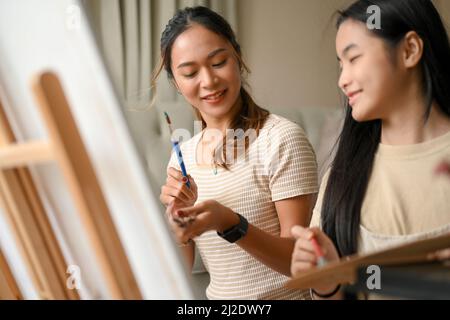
[336,19,408,122]
[170,24,242,124]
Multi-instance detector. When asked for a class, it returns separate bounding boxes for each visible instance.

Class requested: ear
[402,31,424,69]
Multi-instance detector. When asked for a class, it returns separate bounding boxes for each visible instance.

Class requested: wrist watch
[217,213,248,243]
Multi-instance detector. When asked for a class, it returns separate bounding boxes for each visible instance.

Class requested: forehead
[171,24,230,63]
[336,19,373,56]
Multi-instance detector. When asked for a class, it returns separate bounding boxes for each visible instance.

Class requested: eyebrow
[177,48,227,69]
[337,43,358,61]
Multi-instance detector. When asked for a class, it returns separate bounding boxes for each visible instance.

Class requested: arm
[231,120,318,276]
[235,194,314,277]
[174,194,315,277]
[180,243,195,272]
[231,121,318,276]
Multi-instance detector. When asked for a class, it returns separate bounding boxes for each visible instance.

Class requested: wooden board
[286,232,450,290]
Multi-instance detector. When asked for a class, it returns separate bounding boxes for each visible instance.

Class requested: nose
[338,67,351,94]
[200,68,219,89]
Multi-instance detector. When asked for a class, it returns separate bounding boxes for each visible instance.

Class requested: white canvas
[0,0,194,299]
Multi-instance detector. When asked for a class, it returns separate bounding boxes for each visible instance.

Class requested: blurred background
[81,0,450,299]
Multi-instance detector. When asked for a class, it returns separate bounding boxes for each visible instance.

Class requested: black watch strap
[217,213,248,243]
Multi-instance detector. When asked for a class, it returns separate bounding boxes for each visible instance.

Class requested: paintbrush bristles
[164,111,174,135]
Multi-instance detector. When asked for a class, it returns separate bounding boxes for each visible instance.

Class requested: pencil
[311,236,327,267]
[164,112,191,188]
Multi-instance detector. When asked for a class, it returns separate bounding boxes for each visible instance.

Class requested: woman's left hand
[173,200,239,245]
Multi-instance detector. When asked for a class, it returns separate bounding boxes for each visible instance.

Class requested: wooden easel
[0,248,22,299]
[0,71,141,299]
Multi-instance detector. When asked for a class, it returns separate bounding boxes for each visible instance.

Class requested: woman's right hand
[290,225,341,294]
[160,167,198,213]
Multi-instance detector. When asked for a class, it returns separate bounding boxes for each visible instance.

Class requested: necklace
[200,131,219,175]
[212,158,218,175]
[211,144,220,175]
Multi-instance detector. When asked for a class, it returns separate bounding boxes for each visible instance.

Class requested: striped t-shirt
[168,114,318,299]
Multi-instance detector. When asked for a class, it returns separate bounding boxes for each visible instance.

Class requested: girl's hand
[290,225,340,294]
[160,167,198,212]
[428,248,450,261]
[169,200,239,245]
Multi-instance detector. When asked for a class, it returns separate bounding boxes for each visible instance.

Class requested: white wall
[238,0,450,111]
[237,0,352,110]
[436,0,450,28]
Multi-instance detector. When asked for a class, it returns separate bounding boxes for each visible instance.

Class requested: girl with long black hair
[291,0,450,299]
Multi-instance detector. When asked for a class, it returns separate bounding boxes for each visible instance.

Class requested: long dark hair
[322,0,450,256]
[152,6,269,169]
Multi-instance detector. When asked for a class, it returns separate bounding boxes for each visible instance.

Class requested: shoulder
[319,167,332,190]
[311,167,332,228]
[168,131,201,166]
[178,131,202,152]
[263,113,306,133]
[261,114,308,142]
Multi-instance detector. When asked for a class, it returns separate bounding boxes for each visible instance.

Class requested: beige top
[169,114,318,299]
[311,130,450,254]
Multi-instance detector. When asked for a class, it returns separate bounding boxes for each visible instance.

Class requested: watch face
[218,213,248,243]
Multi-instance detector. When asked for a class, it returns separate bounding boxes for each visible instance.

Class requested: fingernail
[182,177,188,183]
[177,210,185,217]
[436,162,450,174]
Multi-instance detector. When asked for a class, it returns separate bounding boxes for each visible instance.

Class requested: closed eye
[183,71,197,78]
[350,55,362,63]
[212,59,227,68]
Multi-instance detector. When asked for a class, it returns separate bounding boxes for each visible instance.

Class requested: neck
[204,118,231,135]
[381,103,450,145]
[381,82,450,145]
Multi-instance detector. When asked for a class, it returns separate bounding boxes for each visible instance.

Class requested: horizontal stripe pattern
[169,114,318,299]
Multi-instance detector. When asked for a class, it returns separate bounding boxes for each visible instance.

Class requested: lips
[347,90,362,106]
[201,89,227,101]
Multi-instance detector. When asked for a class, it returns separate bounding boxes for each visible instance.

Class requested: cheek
[176,79,199,101]
[224,65,242,97]
[372,69,398,105]
[222,59,241,84]
[362,57,396,101]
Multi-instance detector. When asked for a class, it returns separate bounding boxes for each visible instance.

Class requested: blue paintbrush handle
[172,141,191,188]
